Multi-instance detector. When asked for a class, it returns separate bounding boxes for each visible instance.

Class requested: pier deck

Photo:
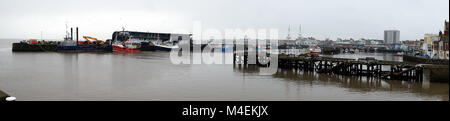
[233,52,439,82]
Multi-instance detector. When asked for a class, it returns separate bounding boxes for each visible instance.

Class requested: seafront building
[437,21,449,59]
[421,34,439,58]
[419,21,449,59]
[402,40,421,51]
[296,37,318,46]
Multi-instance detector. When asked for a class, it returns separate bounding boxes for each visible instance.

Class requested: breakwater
[0,90,9,101]
[423,65,450,83]
[12,42,113,52]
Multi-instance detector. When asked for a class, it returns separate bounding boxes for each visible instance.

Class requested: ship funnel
[70,28,73,40]
[76,27,79,42]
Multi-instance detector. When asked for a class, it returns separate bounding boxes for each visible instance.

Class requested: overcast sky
[0,0,448,40]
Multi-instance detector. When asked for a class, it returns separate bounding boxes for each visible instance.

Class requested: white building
[424,34,439,58]
[296,38,318,46]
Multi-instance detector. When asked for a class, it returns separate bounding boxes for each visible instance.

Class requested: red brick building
[438,20,449,59]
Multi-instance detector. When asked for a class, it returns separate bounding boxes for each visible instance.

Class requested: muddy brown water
[0,39,448,101]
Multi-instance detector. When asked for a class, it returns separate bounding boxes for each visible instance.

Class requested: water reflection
[235,65,449,101]
[62,53,79,99]
[1,41,448,100]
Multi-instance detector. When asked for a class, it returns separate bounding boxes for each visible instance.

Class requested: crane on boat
[83,36,104,45]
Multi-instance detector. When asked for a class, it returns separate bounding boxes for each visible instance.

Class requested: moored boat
[309,46,322,55]
[57,27,112,52]
[394,52,404,56]
[111,31,190,52]
[111,31,142,53]
[112,41,141,52]
[151,40,179,51]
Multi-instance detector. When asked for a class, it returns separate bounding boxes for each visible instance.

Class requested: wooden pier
[234,52,426,82]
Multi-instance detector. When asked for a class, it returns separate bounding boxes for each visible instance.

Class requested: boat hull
[113,45,140,53]
[155,47,172,51]
[310,52,321,55]
[153,45,177,52]
[57,45,112,52]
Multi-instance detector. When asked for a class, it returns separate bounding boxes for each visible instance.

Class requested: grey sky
[0,0,448,40]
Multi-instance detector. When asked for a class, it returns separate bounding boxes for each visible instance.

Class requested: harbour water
[0,39,448,101]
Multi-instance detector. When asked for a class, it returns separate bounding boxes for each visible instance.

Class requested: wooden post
[319,61,322,70]
[360,64,363,75]
[419,68,423,81]
[233,53,236,65]
[244,54,248,66]
[380,65,383,76]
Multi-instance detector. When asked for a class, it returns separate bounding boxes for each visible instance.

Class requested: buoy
[5,97,16,101]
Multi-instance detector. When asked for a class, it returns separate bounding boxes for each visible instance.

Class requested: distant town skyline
[0,0,448,40]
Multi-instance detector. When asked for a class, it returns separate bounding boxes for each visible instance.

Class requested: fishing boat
[309,46,322,55]
[111,31,190,52]
[111,31,142,52]
[112,41,141,52]
[394,52,404,56]
[152,40,179,52]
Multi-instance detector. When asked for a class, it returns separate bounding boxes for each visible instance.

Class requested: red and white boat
[309,46,322,55]
[394,52,404,56]
[112,41,141,53]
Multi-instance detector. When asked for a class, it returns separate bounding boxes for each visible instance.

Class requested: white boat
[151,40,179,51]
[309,46,322,55]
[394,52,404,56]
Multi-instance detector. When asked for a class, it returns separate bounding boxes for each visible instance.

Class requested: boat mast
[287,25,291,40]
[298,25,302,40]
[65,22,68,40]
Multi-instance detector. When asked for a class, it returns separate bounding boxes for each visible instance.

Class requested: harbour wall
[12,43,57,52]
[0,90,9,101]
[404,55,449,65]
